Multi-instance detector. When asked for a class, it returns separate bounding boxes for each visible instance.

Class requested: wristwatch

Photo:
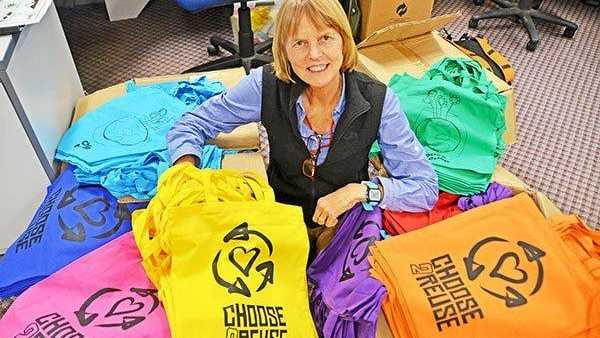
[361,181,382,211]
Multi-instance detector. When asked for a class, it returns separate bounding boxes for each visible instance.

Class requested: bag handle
[202,169,275,203]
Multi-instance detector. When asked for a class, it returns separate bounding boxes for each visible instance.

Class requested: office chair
[469,0,578,51]
[176,0,274,74]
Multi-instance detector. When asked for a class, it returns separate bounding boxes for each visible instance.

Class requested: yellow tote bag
[133,164,317,338]
[133,164,274,289]
[161,201,317,338]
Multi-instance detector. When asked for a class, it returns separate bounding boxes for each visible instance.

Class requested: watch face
[368,189,382,202]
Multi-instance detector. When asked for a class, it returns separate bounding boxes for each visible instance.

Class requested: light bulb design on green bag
[415,89,465,155]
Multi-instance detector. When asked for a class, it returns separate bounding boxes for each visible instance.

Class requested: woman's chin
[300,71,338,89]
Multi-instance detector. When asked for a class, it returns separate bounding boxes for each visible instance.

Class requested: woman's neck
[304,73,343,110]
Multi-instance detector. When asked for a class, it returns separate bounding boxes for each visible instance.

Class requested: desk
[0,2,84,251]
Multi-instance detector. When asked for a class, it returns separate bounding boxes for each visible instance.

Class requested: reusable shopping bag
[370,193,600,338]
[389,57,507,195]
[0,233,170,337]
[382,192,461,236]
[549,215,600,281]
[457,181,512,211]
[0,166,144,298]
[128,76,225,108]
[133,164,318,338]
[132,164,276,289]
[56,86,189,166]
[55,77,224,200]
[308,205,386,338]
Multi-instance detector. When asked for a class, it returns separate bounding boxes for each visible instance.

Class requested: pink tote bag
[0,232,170,338]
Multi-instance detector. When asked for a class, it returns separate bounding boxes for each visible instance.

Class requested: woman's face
[285,15,344,89]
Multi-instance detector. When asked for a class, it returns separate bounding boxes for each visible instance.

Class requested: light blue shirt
[167,67,438,212]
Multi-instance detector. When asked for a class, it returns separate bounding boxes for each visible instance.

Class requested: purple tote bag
[308,205,387,338]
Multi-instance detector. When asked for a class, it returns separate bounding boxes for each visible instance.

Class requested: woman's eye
[293,41,305,48]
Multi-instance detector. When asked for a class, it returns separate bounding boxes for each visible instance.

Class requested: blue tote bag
[0,166,146,297]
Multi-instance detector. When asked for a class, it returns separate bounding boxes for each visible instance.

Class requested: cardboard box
[72,67,260,150]
[356,13,517,144]
[492,166,563,219]
[223,151,268,181]
[359,0,433,40]
[376,311,394,338]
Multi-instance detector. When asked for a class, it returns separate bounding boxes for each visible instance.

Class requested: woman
[167,0,438,229]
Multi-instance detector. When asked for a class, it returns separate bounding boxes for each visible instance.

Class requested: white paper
[0,0,52,29]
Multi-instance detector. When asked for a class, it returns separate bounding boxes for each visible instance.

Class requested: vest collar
[286,70,372,142]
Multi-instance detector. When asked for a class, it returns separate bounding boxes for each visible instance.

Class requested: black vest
[260,65,386,226]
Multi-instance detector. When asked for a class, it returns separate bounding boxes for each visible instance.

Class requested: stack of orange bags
[370,193,600,338]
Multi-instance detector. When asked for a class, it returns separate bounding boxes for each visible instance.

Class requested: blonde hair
[272,0,358,83]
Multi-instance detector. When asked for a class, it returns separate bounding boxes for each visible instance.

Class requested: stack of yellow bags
[370,193,600,338]
[132,163,318,338]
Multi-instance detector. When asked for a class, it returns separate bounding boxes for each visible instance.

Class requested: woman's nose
[308,42,323,60]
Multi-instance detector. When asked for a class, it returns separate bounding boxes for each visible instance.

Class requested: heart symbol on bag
[74,197,110,227]
[105,297,145,317]
[229,247,260,277]
[489,252,528,284]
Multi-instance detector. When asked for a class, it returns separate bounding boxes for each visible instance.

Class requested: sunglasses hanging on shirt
[301,119,335,180]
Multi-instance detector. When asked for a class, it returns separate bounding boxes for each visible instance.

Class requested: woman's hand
[174,155,198,166]
[312,183,367,227]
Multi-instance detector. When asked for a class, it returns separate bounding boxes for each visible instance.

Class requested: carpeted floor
[57,0,599,228]
[432,0,599,228]
[58,0,234,93]
[0,297,15,319]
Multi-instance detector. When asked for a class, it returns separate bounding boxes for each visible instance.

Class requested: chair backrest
[176,0,238,12]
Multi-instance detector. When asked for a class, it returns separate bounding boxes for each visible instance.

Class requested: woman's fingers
[324,214,338,227]
[312,207,325,225]
[313,202,340,227]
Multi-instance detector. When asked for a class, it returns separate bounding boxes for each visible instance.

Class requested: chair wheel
[526,40,538,51]
[468,18,479,29]
[563,26,576,38]
[207,45,221,56]
[473,0,484,5]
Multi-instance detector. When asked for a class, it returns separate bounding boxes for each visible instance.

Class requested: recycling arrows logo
[463,236,546,308]
[340,220,379,282]
[57,185,130,242]
[74,287,160,330]
[212,222,275,297]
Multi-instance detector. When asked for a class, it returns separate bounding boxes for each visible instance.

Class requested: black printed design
[57,188,131,242]
[14,323,39,338]
[463,236,546,308]
[15,188,63,252]
[396,2,407,16]
[212,222,275,298]
[74,287,160,331]
[417,90,464,155]
[15,313,85,338]
[93,108,176,147]
[340,220,379,282]
[74,140,92,150]
[101,117,149,146]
